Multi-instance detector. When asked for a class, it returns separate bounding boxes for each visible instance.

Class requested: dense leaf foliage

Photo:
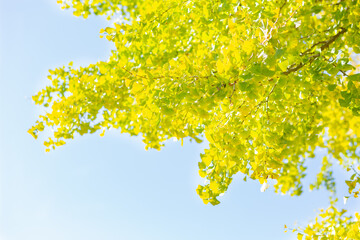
[30,0,360,238]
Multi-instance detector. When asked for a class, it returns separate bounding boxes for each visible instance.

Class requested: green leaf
[260,67,275,77]
[353,46,360,54]
[341,91,351,100]
[340,64,355,71]
[339,98,350,107]
[311,6,323,14]
[327,84,337,91]
[275,49,285,59]
[348,74,360,82]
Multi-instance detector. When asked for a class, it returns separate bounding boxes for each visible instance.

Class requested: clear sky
[0,1,358,240]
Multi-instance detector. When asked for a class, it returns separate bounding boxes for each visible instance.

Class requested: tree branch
[283,27,347,75]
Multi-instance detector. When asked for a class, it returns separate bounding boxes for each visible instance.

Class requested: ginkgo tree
[29,0,360,238]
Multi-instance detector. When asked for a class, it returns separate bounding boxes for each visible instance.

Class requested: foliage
[288,200,360,239]
[29,0,360,238]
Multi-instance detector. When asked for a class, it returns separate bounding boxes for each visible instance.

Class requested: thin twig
[282,28,347,75]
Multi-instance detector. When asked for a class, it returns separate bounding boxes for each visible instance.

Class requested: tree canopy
[29,0,360,238]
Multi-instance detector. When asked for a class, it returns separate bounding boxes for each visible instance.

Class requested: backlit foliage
[289,200,360,239]
[30,0,360,238]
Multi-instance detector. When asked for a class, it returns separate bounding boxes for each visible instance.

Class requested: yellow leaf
[199,170,206,178]
[114,23,121,31]
[278,60,289,72]
[131,82,143,94]
[216,60,225,73]
[242,40,254,55]
[228,18,235,30]
[297,233,303,240]
[205,131,214,143]
[209,181,220,193]
[203,5,209,19]
[125,78,131,88]
[202,156,212,167]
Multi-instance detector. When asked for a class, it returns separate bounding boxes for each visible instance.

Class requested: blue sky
[0,1,358,240]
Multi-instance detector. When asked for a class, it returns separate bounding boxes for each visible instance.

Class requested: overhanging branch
[283,27,347,75]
